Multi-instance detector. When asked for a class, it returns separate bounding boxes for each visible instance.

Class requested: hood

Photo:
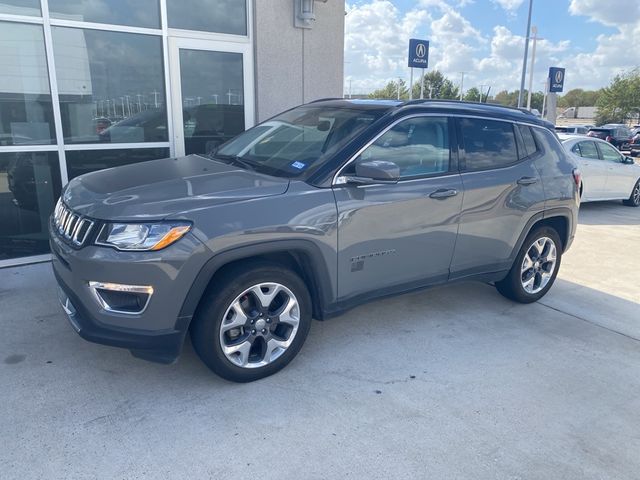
[62,154,289,220]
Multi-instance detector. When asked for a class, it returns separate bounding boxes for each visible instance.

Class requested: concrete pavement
[1,201,639,479]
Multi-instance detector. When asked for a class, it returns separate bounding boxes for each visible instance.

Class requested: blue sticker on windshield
[291,161,306,170]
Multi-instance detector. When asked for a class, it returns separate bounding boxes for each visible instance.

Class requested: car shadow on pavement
[577,201,640,226]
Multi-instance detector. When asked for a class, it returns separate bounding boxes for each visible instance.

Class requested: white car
[559,134,640,206]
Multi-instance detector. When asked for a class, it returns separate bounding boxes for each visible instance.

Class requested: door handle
[517,176,538,186]
[429,189,458,199]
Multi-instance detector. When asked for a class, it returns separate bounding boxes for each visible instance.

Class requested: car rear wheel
[622,179,640,207]
[190,262,312,382]
[496,227,562,304]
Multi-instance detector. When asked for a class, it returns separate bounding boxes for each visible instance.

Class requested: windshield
[213,106,384,178]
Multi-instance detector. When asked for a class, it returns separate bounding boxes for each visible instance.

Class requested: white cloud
[564,0,640,89]
[344,0,636,96]
[569,0,640,27]
[491,0,525,11]
[344,1,431,93]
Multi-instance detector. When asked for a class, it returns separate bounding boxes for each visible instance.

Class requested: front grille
[53,198,94,247]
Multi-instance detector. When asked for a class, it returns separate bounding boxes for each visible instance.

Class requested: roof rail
[399,98,537,116]
[307,97,344,103]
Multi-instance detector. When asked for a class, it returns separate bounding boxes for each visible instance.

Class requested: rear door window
[460,118,517,170]
[575,141,600,159]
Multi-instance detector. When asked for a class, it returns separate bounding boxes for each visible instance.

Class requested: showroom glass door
[168,38,254,157]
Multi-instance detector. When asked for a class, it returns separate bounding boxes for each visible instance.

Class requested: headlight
[96,222,191,251]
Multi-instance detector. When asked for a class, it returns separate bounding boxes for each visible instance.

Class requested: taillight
[572,168,581,189]
[605,135,613,142]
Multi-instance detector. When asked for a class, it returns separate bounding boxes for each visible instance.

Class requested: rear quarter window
[460,118,517,171]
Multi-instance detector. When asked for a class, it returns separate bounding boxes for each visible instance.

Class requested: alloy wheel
[219,283,300,369]
[633,183,640,206]
[520,237,558,295]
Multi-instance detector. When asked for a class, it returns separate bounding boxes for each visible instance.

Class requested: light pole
[526,26,541,111]
[459,72,466,101]
[518,0,534,108]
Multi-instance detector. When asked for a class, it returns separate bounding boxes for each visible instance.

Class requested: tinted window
[49,0,161,29]
[167,0,247,35]
[0,0,40,15]
[52,27,167,144]
[598,142,623,162]
[575,141,599,159]
[518,125,538,158]
[65,147,169,180]
[359,117,449,178]
[0,22,56,145]
[0,152,61,260]
[460,118,517,170]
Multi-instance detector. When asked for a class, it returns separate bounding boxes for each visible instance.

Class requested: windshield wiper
[211,153,256,171]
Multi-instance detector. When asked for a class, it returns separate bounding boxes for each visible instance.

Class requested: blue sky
[344,0,640,95]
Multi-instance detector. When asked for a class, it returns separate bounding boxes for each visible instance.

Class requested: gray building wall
[253,0,344,121]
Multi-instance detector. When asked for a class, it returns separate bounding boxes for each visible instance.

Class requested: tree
[557,88,602,109]
[490,89,544,112]
[411,70,459,100]
[463,87,481,102]
[369,79,409,100]
[595,69,640,125]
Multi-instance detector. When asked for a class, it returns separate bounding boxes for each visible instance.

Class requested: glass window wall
[167,0,247,35]
[51,27,167,144]
[0,152,61,260]
[0,22,56,146]
[49,0,161,29]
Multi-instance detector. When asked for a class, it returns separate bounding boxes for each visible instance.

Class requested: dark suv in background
[588,125,634,150]
[51,99,579,382]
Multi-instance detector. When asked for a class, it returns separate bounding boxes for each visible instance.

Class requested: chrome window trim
[332,112,547,186]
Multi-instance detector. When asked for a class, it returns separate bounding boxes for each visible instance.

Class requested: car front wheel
[496,227,562,304]
[190,262,312,382]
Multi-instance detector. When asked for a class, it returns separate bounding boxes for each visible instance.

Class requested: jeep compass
[51,99,579,382]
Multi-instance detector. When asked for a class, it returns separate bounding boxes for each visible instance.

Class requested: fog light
[89,281,153,314]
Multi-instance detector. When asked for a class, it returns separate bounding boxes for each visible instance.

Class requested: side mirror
[341,160,400,185]
[623,156,635,164]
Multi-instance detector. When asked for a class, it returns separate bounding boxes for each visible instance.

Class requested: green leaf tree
[463,87,481,102]
[369,79,409,100]
[595,69,640,125]
[411,70,460,100]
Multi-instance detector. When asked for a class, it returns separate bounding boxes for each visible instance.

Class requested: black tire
[622,179,640,207]
[495,226,562,304]
[190,261,312,382]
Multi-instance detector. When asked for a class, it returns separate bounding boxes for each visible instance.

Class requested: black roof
[308,98,552,128]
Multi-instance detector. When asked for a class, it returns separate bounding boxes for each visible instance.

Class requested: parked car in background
[587,125,633,150]
[560,134,640,206]
[51,100,579,382]
[555,125,588,135]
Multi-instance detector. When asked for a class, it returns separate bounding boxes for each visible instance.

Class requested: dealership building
[0,0,344,266]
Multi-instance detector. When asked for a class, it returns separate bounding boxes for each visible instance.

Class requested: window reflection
[0,0,41,16]
[0,152,61,260]
[65,147,169,180]
[52,27,167,144]
[49,0,161,29]
[0,22,56,146]
[179,49,245,155]
[167,0,247,35]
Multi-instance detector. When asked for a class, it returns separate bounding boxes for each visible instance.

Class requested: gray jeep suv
[51,99,579,382]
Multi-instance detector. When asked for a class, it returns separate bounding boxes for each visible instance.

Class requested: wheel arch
[511,209,574,263]
[179,240,335,325]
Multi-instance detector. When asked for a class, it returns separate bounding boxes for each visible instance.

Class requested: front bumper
[50,218,212,364]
